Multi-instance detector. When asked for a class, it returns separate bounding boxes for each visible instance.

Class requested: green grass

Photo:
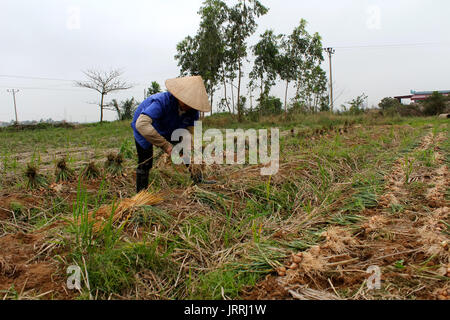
[0,114,447,300]
[65,183,178,298]
[193,242,287,300]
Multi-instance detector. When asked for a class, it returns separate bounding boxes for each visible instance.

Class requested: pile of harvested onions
[75,191,164,233]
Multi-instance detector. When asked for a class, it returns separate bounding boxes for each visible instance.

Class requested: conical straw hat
[165,76,211,112]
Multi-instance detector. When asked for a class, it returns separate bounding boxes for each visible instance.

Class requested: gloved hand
[164,144,173,156]
[189,164,204,184]
[188,164,217,185]
[159,152,171,166]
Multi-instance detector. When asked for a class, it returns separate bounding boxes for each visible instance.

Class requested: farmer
[131,75,211,193]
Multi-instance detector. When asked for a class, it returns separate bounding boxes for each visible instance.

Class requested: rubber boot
[136,169,149,193]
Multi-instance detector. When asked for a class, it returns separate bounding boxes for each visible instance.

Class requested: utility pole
[7,89,19,125]
[249,88,253,111]
[324,48,335,112]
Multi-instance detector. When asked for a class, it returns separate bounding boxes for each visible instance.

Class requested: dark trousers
[135,139,198,193]
[135,140,154,193]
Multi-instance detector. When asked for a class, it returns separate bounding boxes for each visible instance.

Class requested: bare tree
[76,69,133,123]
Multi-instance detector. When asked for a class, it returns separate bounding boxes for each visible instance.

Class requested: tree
[250,30,281,110]
[346,94,368,115]
[175,36,199,76]
[109,98,139,121]
[293,31,326,113]
[76,69,132,123]
[278,19,325,116]
[422,91,447,116]
[278,24,301,115]
[225,0,268,122]
[297,64,328,113]
[146,81,161,98]
[379,97,402,110]
[319,98,330,112]
[198,0,228,114]
[175,0,229,116]
[257,96,283,116]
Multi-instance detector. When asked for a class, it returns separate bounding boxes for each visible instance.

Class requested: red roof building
[395,90,450,103]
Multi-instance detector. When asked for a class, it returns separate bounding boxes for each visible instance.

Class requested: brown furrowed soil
[0,194,72,298]
[0,119,448,300]
[244,131,449,300]
[0,231,75,299]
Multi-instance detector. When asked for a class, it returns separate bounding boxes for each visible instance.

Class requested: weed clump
[119,140,134,159]
[55,158,74,182]
[105,153,124,176]
[25,164,48,189]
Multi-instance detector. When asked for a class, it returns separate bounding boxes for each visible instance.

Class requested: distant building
[394,90,450,104]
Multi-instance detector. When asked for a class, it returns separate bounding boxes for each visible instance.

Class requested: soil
[0,192,75,299]
[0,125,448,300]
[243,131,449,300]
[0,232,73,299]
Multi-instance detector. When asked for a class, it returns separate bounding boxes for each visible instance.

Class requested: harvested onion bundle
[74,191,164,233]
[55,158,74,182]
[105,153,124,176]
[82,161,101,180]
[25,164,48,189]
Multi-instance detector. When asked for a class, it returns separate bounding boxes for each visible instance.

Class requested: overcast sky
[1,0,449,123]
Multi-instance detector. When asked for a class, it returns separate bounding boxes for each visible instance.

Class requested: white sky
[1,0,449,122]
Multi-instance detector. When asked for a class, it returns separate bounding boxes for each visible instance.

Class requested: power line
[329,42,450,49]
[0,86,85,92]
[0,74,77,82]
[0,74,151,85]
[0,84,149,95]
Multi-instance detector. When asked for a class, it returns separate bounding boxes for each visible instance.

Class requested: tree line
[174,0,329,122]
[73,1,447,124]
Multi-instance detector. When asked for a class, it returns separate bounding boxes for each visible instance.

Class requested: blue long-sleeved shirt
[131,91,199,150]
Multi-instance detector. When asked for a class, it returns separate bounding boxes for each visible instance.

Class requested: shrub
[421,91,447,116]
[379,97,402,111]
[378,98,424,117]
[257,96,283,116]
[342,94,367,115]
[396,104,423,117]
